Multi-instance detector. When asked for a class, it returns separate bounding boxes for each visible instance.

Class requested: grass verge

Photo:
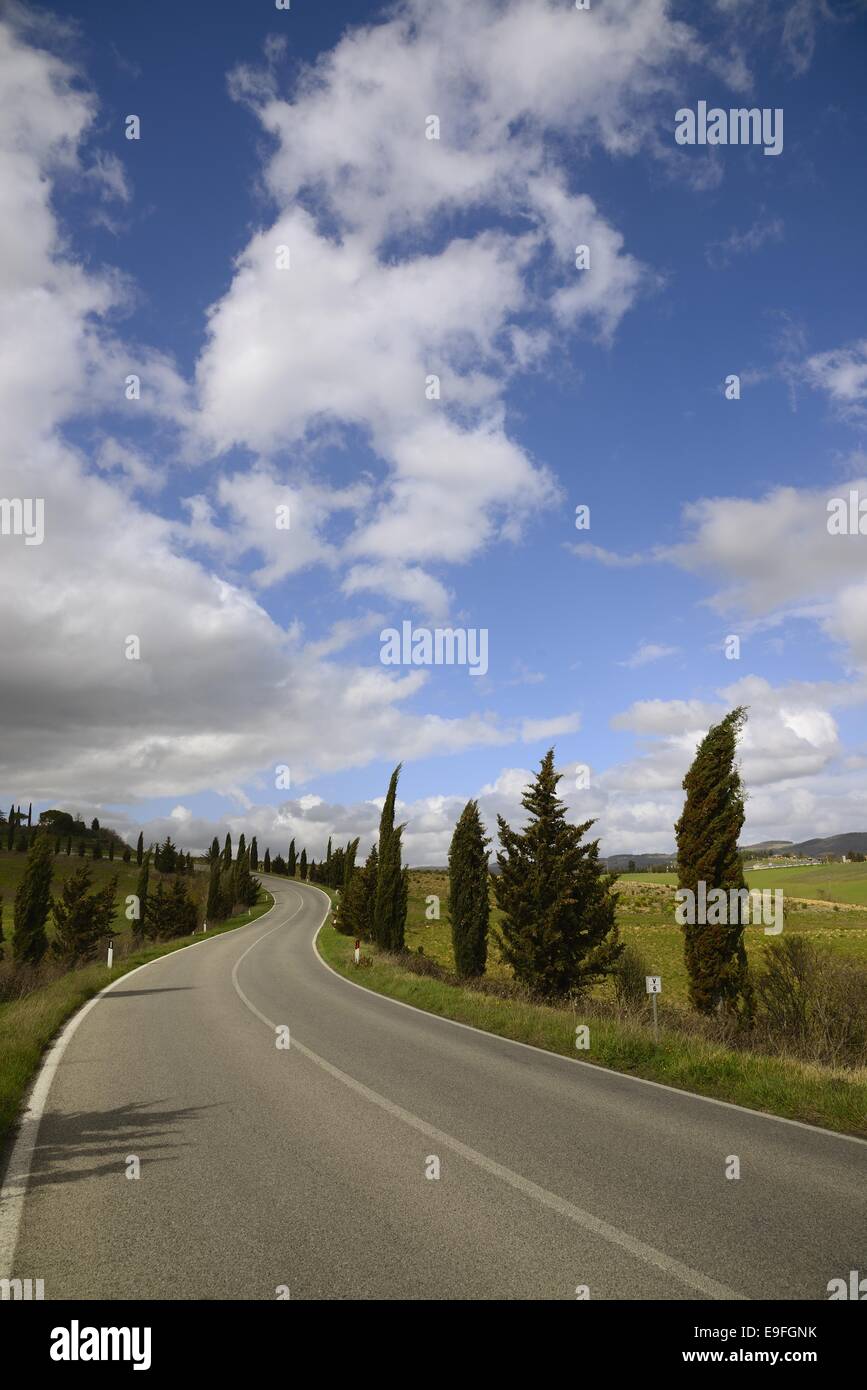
[0,892,274,1152]
[317,925,867,1140]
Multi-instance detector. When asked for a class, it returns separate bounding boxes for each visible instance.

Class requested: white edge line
[0,891,279,1278]
[302,883,867,1150]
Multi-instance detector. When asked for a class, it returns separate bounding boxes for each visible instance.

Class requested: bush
[614,942,650,1008]
[756,936,867,1066]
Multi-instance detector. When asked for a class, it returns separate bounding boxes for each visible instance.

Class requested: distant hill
[777,832,867,858]
[603,833,867,870]
[602,853,676,872]
[741,840,794,853]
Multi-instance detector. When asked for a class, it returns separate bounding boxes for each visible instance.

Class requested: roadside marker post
[354,940,361,966]
[645,975,661,1043]
[107,941,114,973]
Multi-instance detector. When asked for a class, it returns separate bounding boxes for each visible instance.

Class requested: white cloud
[619,643,680,669]
[804,340,867,419]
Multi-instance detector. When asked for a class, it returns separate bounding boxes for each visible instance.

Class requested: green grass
[317,924,867,1138]
[0,891,274,1151]
[621,861,867,906]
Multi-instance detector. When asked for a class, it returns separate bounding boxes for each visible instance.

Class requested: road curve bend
[2,875,864,1300]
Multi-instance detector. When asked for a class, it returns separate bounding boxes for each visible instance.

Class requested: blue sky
[3,0,867,861]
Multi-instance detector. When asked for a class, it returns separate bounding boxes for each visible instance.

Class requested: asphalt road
[3,875,865,1300]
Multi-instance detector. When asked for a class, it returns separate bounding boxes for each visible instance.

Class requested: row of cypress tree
[324,713,753,1013]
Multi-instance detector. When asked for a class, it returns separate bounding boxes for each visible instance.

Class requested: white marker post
[354,939,361,966]
[107,941,114,973]
[645,975,661,1043]
[202,919,208,934]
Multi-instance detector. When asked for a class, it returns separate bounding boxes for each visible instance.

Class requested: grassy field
[621,861,867,905]
[0,890,274,1151]
[0,847,154,947]
[317,924,867,1137]
[404,868,867,1004]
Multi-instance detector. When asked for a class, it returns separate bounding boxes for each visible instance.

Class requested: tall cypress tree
[299,848,307,880]
[12,832,54,965]
[136,831,144,865]
[288,839,297,877]
[250,836,258,871]
[7,805,15,852]
[448,800,491,977]
[675,706,752,1015]
[133,854,150,944]
[373,764,407,949]
[263,848,271,873]
[223,832,233,867]
[207,836,220,863]
[205,857,221,922]
[493,750,621,997]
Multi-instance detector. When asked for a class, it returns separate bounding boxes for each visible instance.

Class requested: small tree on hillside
[52,865,117,965]
[448,800,491,978]
[299,848,307,881]
[12,832,54,966]
[675,706,752,1015]
[493,750,621,998]
[136,832,144,866]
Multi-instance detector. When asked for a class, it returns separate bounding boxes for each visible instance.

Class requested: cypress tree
[263,848,271,873]
[250,837,258,871]
[373,765,406,950]
[299,848,307,880]
[223,832,233,867]
[12,832,54,965]
[234,850,258,908]
[288,839,297,877]
[207,836,220,864]
[6,804,15,851]
[493,750,621,997]
[166,878,197,938]
[237,833,246,864]
[448,800,491,977]
[147,881,171,940]
[52,865,117,964]
[205,857,221,922]
[136,831,144,865]
[675,706,752,1015]
[134,854,150,943]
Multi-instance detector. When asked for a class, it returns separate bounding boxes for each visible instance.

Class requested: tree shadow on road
[21,1099,219,1192]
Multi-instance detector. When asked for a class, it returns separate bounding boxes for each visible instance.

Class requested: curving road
[2,875,864,1300]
